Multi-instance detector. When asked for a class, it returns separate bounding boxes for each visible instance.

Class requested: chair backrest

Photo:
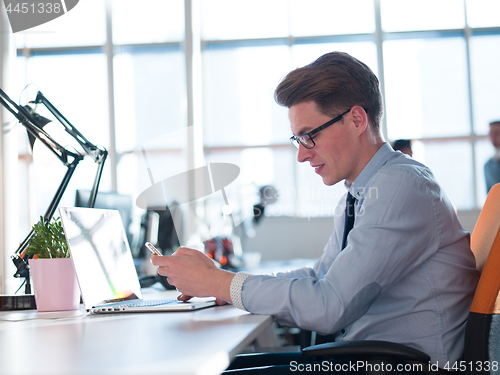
[470,183,500,272]
[464,183,500,372]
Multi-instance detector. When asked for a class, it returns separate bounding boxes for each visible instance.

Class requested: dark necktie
[341,192,356,250]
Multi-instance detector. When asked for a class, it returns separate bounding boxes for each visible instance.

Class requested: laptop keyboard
[123,299,177,307]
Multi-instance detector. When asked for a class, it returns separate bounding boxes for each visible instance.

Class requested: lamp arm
[31,90,108,208]
[32,91,107,164]
[87,150,108,208]
[0,88,82,166]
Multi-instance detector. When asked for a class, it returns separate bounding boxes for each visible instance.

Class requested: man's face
[289,101,360,186]
[489,123,500,149]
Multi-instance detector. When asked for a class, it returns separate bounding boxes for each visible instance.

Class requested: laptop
[58,207,216,314]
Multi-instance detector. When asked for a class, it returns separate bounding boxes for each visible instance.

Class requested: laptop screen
[59,207,142,309]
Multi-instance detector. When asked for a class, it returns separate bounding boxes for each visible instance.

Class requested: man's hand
[150,247,234,304]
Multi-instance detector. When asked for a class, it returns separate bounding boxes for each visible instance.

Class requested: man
[151,52,479,370]
[484,120,500,193]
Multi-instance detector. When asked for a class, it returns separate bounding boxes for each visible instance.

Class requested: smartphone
[145,242,162,256]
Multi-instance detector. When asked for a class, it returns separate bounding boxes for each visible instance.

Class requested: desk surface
[0,289,273,375]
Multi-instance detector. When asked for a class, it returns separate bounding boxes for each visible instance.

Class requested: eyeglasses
[290,108,352,150]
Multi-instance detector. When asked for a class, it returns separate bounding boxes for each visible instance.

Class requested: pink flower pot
[29,258,80,312]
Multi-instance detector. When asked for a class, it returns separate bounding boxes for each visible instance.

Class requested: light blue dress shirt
[236,143,479,365]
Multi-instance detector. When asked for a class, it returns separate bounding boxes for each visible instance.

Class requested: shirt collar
[347,142,394,200]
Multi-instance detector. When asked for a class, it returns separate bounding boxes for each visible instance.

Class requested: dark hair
[392,139,412,151]
[274,52,384,132]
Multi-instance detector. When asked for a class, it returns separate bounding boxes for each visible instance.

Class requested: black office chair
[302,184,500,374]
[302,340,431,374]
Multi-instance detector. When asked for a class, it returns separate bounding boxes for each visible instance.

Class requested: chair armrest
[302,340,430,363]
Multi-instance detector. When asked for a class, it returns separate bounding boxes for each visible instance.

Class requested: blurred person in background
[484,120,500,193]
[391,139,413,157]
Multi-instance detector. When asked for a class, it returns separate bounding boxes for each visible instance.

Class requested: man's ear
[351,106,368,135]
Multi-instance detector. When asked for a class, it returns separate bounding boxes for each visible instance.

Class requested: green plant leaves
[25,216,69,259]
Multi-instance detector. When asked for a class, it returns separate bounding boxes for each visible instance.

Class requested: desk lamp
[0,88,107,309]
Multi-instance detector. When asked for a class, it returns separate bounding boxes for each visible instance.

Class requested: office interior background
[1,0,500,294]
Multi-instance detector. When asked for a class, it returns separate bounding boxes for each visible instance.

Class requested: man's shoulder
[376,154,435,186]
[354,154,446,207]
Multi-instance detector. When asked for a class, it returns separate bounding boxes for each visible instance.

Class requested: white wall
[244,210,480,262]
[244,216,333,261]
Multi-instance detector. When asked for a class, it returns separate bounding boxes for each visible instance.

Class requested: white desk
[0,289,274,375]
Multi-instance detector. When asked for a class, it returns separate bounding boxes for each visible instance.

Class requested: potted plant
[26,216,80,312]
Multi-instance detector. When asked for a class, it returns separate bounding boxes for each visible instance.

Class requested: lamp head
[23,105,52,150]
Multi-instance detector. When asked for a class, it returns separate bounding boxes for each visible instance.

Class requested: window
[202,44,290,147]
[15,0,106,48]
[380,0,465,32]
[113,47,185,152]
[384,36,470,139]
[112,0,184,44]
[11,0,500,243]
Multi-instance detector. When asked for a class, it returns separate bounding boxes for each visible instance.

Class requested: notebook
[58,207,216,314]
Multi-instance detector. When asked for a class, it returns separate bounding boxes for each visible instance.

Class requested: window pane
[291,42,378,76]
[384,37,470,139]
[13,56,27,94]
[466,0,500,28]
[30,146,113,217]
[469,35,500,135]
[201,0,288,40]
[118,150,187,199]
[12,22,25,48]
[24,53,111,223]
[122,129,189,188]
[205,147,296,219]
[475,138,495,206]
[23,0,106,48]
[290,0,374,36]
[381,0,465,32]
[26,53,109,148]
[112,0,184,44]
[114,48,185,153]
[31,163,68,219]
[117,148,189,244]
[17,158,31,239]
[12,56,29,155]
[202,45,290,147]
[419,141,474,210]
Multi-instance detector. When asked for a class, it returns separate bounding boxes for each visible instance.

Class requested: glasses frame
[290,108,352,150]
